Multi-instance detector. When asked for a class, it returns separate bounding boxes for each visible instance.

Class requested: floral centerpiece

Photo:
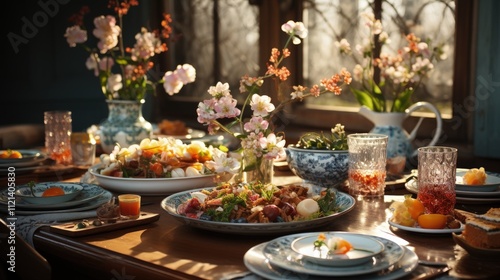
[64,0,196,100]
[335,12,447,112]
[196,21,352,183]
[64,0,196,153]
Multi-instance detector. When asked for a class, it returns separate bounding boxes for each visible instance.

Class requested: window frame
[258,0,474,144]
[156,0,475,144]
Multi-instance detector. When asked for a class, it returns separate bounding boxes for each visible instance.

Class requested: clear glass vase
[244,157,274,184]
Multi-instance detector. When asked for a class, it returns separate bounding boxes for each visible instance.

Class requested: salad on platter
[176,182,342,223]
[96,137,238,179]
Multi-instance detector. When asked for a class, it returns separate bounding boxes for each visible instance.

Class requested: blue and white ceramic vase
[358,102,442,175]
[99,99,152,154]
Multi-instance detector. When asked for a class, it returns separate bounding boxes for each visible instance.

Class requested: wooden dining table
[4,166,500,280]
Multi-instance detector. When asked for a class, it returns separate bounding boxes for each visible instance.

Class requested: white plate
[162,188,356,235]
[405,179,500,204]
[455,169,500,192]
[262,232,405,276]
[15,183,83,205]
[153,128,206,140]
[1,191,112,215]
[291,233,385,267]
[89,164,216,196]
[0,149,47,168]
[0,183,106,210]
[388,219,464,234]
[244,242,418,280]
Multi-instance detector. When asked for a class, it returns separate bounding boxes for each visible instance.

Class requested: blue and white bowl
[15,182,83,204]
[285,146,349,188]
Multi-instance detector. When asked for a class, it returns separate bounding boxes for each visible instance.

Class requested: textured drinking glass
[348,133,388,197]
[118,194,141,219]
[417,146,457,215]
[71,132,96,167]
[44,111,72,165]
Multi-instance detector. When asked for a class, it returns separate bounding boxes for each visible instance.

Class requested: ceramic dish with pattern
[388,219,464,234]
[0,190,112,215]
[244,242,418,280]
[262,232,405,276]
[291,232,385,267]
[15,183,83,204]
[0,183,106,210]
[89,164,216,196]
[452,233,500,258]
[162,187,355,235]
[0,149,47,168]
[455,169,500,192]
[405,179,500,204]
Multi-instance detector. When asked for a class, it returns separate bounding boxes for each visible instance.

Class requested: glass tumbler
[348,133,388,198]
[44,110,72,165]
[417,146,457,215]
[71,132,96,167]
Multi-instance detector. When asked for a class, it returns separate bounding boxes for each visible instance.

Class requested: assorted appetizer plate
[388,220,464,234]
[0,149,47,168]
[89,164,216,196]
[162,187,355,235]
[244,232,419,280]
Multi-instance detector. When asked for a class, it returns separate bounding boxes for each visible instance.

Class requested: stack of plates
[244,231,419,280]
[0,182,111,215]
[0,149,47,174]
[405,168,500,204]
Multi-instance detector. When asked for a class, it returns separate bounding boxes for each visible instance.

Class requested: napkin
[11,210,96,247]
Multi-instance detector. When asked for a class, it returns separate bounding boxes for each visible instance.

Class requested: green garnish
[294,123,348,150]
[27,181,37,197]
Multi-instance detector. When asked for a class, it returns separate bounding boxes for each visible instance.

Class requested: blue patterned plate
[1,182,106,210]
[162,186,355,235]
[0,149,47,168]
[263,232,405,276]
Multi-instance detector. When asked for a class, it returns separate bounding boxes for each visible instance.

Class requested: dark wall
[2,0,155,132]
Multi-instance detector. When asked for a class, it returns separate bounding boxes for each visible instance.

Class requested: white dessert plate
[262,232,405,276]
[244,242,418,280]
[15,183,83,205]
[452,233,500,258]
[89,164,216,196]
[455,169,500,192]
[0,149,47,168]
[291,232,385,267]
[162,188,355,235]
[388,219,464,234]
[0,183,106,210]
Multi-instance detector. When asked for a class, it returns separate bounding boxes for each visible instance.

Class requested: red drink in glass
[348,169,386,197]
[417,183,456,215]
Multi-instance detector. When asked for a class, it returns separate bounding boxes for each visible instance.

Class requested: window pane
[303,0,455,116]
[168,0,259,102]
